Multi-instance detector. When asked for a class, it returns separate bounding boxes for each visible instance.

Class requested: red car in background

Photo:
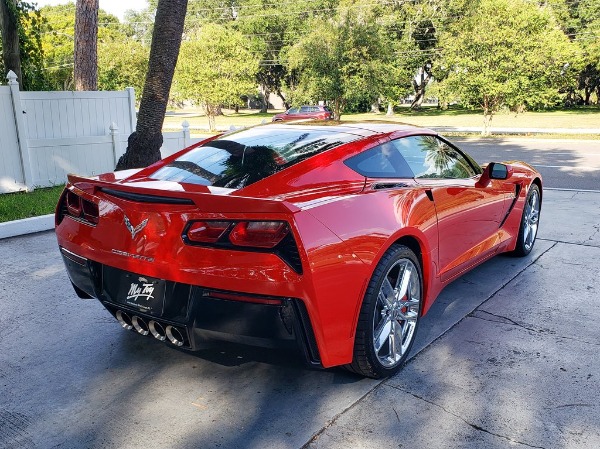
[272,105,333,121]
[55,122,542,378]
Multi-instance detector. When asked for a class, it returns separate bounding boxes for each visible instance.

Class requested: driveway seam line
[300,380,385,448]
[385,384,547,449]
[538,238,599,248]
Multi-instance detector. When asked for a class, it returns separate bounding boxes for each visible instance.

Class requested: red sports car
[55,122,542,378]
[271,105,333,121]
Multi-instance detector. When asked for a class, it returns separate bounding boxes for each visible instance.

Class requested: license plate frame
[104,267,166,316]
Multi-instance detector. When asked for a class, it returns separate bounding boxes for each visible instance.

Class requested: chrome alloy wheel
[373,258,421,368]
[523,187,541,251]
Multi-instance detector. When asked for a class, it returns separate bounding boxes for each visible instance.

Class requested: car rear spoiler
[66,173,300,215]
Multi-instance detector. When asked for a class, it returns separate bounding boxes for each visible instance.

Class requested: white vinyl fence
[0,71,199,194]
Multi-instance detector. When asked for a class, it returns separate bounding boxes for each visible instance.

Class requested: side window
[299,106,310,113]
[287,107,299,114]
[344,141,414,178]
[395,135,478,179]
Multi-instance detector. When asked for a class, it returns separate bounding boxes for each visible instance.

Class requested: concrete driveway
[1,189,599,449]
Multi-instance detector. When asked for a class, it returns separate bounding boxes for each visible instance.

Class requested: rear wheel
[347,245,422,378]
[512,184,541,257]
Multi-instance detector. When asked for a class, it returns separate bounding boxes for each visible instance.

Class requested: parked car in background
[272,105,333,121]
[55,122,542,378]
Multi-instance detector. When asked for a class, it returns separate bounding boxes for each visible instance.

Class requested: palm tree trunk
[116,0,189,170]
[74,0,98,91]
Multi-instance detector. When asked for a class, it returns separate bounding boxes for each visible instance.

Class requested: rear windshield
[149,126,360,189]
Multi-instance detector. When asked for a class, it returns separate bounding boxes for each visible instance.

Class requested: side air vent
[100,188,194,205]
[276,233,303,274]
[372,182,410,190]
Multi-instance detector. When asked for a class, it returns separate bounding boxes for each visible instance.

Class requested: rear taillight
[82,199,99,224]
[59,189,99,226]
[183,220,301,273]
[185,220,289,249]
[229,221,289,249]
[186,221,230,243]
[66,191,82,216]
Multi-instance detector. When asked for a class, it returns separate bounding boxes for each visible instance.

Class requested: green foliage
[39,3,75,89]
[287,1,391,119]
[123,3,156,45]
[40,2,146,92]
[173,23,259,130]
[98,39,148,93]
[437,0,581,134]
[0,0,48,89]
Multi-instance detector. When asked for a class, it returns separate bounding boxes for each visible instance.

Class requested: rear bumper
[60,246,322,367]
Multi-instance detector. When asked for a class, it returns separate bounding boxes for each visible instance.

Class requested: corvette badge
[124,215,148,239]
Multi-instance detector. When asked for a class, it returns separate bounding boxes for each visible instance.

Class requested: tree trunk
[386,102,394,116]
[276,89,288,109]
[482,102,493,136]
[205,103,218,132]
[0,0,22,85]
[74,0,98,91]
[410,63,433,111]
[116,0,189,170]
[333,97,343,120]
[584,88,592,106]
[260,86,269,113]
[410,86,426,110]
[207,113,216,132]
[370,100,380,114]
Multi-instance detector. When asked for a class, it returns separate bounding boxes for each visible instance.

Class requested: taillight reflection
[229,221,289,248]
[186,221,230,243]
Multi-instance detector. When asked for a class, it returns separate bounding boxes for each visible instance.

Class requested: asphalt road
[454,137,600,191]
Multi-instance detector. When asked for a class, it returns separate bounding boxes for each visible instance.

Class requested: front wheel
[511,184,541,257]
[347,245,422,378]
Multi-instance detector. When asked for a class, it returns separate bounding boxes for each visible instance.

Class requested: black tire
[347,244,422,379]
[511,183,541,257]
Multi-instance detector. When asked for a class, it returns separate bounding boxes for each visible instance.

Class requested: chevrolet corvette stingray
[55,122,542,378]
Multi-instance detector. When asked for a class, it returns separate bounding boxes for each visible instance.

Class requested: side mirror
[477,162,512,187]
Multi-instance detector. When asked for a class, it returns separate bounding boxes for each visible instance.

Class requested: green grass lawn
[163,105,600,134]
[0,185,64,223]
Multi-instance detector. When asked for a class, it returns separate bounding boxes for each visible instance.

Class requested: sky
[34,0,148,21]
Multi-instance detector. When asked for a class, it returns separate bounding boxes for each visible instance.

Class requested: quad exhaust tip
[166,325,185,347]
[132,316,149,336]
[116,310,186,347]
[148,320,166,341]
[116,310,133,330]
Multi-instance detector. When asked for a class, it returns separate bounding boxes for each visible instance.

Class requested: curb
[429,126,600,135]
[0,214,55,240]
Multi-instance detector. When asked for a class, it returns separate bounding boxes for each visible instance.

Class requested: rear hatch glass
[149,125,361,189]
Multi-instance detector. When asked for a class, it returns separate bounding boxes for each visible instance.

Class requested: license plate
[104,268,166,316]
